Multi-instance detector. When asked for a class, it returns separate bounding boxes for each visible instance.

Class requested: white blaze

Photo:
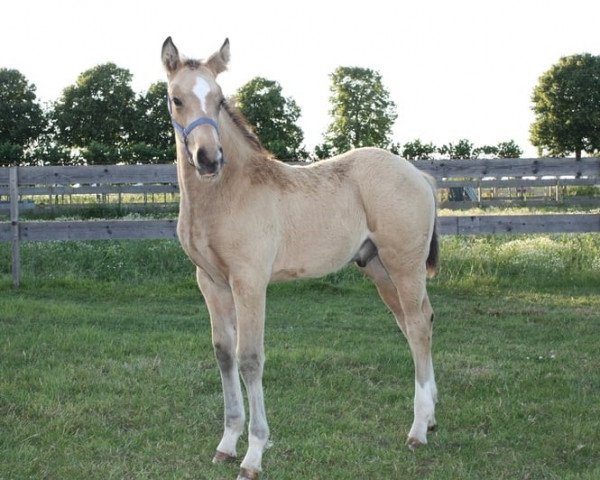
[193,77,211,112]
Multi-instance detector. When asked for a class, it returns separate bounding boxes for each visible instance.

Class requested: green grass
[1,235,600,479]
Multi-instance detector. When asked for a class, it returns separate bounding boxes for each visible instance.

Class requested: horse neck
[219,105,266,168]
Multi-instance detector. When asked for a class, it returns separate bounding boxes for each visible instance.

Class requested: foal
[162,37,439,480]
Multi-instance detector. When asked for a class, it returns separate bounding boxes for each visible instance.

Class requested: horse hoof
[212,450,236,464]
[428,423,438,432]
[406,436,426,450]
[237,467,260,480]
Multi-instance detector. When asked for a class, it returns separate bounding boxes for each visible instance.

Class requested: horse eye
[172,97,183,107]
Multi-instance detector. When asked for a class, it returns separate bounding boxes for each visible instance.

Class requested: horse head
[161,37,230,178]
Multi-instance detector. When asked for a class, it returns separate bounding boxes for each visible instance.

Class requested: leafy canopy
[0,68,46,165]
[235,77,305,161]
[52,63,137,158]
[400,138,523,161]
[130,81,175,163]
[319,66,397,157]
[530,53,600,159]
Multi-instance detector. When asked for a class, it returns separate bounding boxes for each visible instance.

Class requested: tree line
[1,52,599,166]
[0,64,173,166]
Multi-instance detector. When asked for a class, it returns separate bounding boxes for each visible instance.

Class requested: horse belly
[270,209,367,282]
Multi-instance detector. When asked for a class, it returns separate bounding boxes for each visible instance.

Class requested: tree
[235,77,305,161]
[0,69,46,165]
[52,63,137,163]
[401,139,437,160]
[131,81,175,163]
[472,144,499,158]
[496,140,523,158]
[29,138,72,166]
[530,53,600,159]
[320,66,397,156]
[438,139,475,159]
[472,140,523,159]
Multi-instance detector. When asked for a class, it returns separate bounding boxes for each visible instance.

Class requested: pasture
[1,235,599,479]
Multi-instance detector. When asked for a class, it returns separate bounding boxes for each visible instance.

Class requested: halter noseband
[167,96,220,165]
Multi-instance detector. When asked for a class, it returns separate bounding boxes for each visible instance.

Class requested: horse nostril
[194,146,222,176]
[196,147,208,165]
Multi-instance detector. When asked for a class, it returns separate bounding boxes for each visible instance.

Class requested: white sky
[2,0,599,157]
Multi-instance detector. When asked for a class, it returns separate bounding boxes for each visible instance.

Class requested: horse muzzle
[195,146,224,178]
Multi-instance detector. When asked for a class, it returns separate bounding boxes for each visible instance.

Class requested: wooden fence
[1,158,599,287]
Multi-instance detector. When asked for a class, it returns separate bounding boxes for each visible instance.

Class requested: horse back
[268,148,436,280]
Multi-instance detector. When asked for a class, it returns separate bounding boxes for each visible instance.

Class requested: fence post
[9,166,21,288]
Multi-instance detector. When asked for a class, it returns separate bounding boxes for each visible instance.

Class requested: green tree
[235,77,305,161]
[321,66,397,156]
[530,53,600,160]
[131,81,175,163]
[438,139,475,159]
[472,141,523,159]
[30,138,72,166]
[401,139,437,160]
[52,63,137,164]
[313,142,334,160]
[496,140,523,158]
[0,68,46,166]
[0,143,24,166]
[472,144,499,158]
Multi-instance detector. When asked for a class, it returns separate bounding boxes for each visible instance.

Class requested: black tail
[421,171,439,278]
[426,221,439,278]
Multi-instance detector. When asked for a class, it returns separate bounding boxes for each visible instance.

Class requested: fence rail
[2,158,600,287]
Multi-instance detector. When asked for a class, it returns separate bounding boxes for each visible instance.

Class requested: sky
[2,0,599,157]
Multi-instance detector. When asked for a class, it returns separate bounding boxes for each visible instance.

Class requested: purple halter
[167,96,220,164]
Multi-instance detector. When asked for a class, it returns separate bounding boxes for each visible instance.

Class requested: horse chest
[177,219,229,277]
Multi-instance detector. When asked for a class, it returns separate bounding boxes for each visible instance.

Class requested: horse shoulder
[247,157,299,191]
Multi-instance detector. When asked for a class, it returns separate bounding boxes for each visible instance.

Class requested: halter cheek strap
[167,96,220,164]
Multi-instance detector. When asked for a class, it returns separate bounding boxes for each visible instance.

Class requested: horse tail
[423,172,439,278]
[426,222,439,278]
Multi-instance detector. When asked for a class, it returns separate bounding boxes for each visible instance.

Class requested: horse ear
[162,37,181,75]
[206,38,230,75]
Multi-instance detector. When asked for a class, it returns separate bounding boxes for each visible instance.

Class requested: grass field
[1,235,600,479]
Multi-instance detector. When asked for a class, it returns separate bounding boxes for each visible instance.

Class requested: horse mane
[220,100,300,189]
[221,100,271,157]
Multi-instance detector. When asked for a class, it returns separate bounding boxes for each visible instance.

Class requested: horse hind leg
[360,253,437,448]
[421,291,438,413]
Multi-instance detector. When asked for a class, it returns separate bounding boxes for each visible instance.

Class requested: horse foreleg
[231,276,270,480]
[196,268,245,463]
[214,339,245,463]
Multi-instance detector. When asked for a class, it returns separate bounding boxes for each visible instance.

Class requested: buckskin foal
[161,37,439,480]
